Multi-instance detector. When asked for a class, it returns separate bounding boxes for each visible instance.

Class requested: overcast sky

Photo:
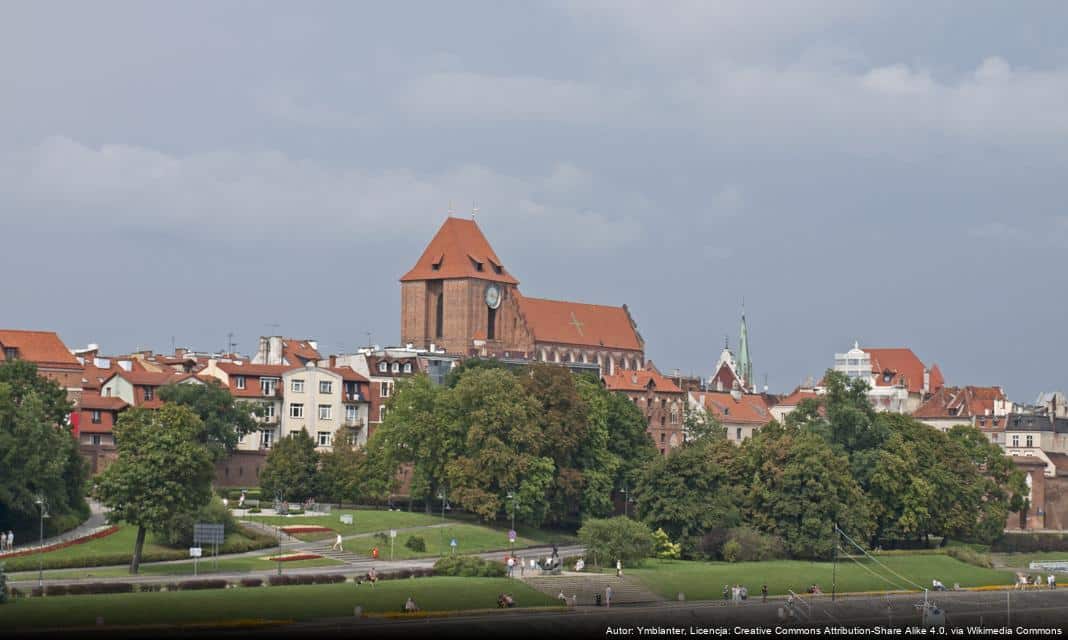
[3,2,1066,401]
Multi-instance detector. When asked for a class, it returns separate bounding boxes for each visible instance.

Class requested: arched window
[391,362,400,373]
[378,362,387,373]
[403,363,412,373]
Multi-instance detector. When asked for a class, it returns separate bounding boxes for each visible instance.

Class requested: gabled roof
[776,387,821,407]
[602,367,683,394]
[283,339,321,365]
[864,347,936,394]
[516,294,642,351]
[78,394,129,411]
[401,217,519,284]
[217,362,298,377]
[912,385,1007,419]
[691,390,773,425]
[104,370,191,387]
[0,329,81,369]
[329,366,369,383]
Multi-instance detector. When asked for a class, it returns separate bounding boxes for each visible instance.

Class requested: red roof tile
[517,294,642,351]
[77,394,129,411]
[913,385,1007,419]
[0,329,80,368]
[329,366,369,383]
[776,388,820,407]
[401,217,519,284]
[218,362,298,377]
[105,370,191,387]
[864,347,935,394]
[602,368,683,394]
[283,339,322,364]
[692,391,773,425]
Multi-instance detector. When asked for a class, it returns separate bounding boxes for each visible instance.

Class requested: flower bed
[0,525,120,560]
[266,553,323,562]
[279,525,333,534]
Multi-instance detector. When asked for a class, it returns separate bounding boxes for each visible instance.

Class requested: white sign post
[190,547,202,576]
[341,514,353,525]
[390,529,397,561]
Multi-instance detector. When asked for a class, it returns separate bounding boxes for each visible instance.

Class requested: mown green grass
[368,523,546,560]
[0,577,558,631]
[992,551,1068,571]
[7,555,342,581]
[246,509,443,536]
[627,556,1016,600]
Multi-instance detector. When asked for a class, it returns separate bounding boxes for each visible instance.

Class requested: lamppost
[437,488,448,555]
[275,491,284,576]
[620,486,633,518]
[506,491,518,552]
[34,494,49,588]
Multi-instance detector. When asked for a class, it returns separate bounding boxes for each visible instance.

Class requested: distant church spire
[737,308,753,391]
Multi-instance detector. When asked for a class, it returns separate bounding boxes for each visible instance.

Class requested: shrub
[652,528,681,560]
[266,574,343,586]
[946,547,993,569]
[139,583,163,592]
[178,579,228,591]
[405,535,426,552]
[721,527,786,562]
[0,563,7,604]
[159,497,237,547]
[433,556,506,578]
[373,531,390,546]
[577,517,654,567]
[248,508,262,514]
[44,584,68,597]
[268,575,292,586]
[240,578,263,588]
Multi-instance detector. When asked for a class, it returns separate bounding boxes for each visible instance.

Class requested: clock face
[485,284,502,309]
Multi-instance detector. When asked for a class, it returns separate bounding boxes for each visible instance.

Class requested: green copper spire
[737,309,752,390]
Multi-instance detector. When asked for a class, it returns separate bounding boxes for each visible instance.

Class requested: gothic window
[435,292,444,339]
[487,306,497,340]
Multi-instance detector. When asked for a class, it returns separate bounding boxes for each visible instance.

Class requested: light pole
[620,486,632,518]
[275,491,284,576]
[437,488,448,555]
[35,494,49,589]
[507,491,518,552]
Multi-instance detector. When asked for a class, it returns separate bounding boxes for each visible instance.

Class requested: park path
[0,499,109,559]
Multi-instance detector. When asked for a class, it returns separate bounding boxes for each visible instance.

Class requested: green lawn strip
[1,526,272,572]
[0,577,557,630]
[991,551,1068,570]
[7,556,342,581]
[354,523,544,560]
[246,510,442,536]
[627,556,1016,601]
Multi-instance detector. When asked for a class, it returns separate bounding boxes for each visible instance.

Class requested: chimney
[308,340,318,352]
[329,355,337,368]
[268,336,284,365]
[175,347,187,358]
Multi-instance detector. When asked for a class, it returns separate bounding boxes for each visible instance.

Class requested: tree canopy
[158,380,260,461]
[259,429,320,502]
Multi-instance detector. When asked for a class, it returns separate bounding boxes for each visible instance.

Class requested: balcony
[343,416,363,427]
[343,391,364,403]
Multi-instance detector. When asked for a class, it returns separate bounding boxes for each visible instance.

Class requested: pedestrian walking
[332,533,343,551]
[616,559,623,578]
[761,584,768,603]
[1049,574,1056,590]
[722,584,729,603]
[519,555,525,577]
[7,530,13,551]
[507,555,515,577]
[605,585,613,608]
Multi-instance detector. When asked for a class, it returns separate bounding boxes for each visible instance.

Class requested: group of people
[723,584,749,603]
[497,593,516,608]
[1015,573,1057,590]
[0,530,13,553]
[357,567,378,588]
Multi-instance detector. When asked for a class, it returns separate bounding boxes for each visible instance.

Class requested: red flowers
[0,525,120,560]
[267,553,322,562]
[279,525,333,534]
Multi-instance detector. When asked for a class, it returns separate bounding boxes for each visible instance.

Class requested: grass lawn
[0,526,270,572]
[7,556,342,581]
[0,577,559,631]
[627,556,1016,600]
[365,523,546,560]
[246,509,443,537]
[992,551,1068,570]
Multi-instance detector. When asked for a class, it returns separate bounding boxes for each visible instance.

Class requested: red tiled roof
[864,347,935,394]
[400,217,519,284]
[283,339,322,364]
[516,294,642,351]
[692,390,773,425]
[218,362,297,377]
[105,370,191,387]
[777,387,820,407]
[602,368,683,394]
[0,329,81,368]
[78,394,129,411]
[913,385,1006,419]
[329,366,369,383]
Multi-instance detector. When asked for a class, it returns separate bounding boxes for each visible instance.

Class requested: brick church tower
[400,217,533,355]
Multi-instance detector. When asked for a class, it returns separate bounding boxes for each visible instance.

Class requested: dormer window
[143,386,154,401]
[378,362,388,373]
[882,371,893,383]
[468,255,484,272]
[431,253,443,271]
[3,347,17,360]
[403,363,412,373]
[235,376,246,390]
[391,362,400,373]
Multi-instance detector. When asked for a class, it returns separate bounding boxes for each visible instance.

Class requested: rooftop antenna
[226,332,237,355]
[365,331,372,349]
[724,335,729,349]
[471,201,478,220]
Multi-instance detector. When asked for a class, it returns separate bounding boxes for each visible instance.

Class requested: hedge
[267,574,346,586]
[240,578,263,587]
[992,533,1068,553]
[43,582,135,597]
[178,579,229,591]
[0,526,120,561]
[433,556,506,578]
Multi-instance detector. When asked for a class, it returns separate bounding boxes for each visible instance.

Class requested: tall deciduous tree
[0,360,88,536]
[577,516,654,567]
[95,405,214,573]
[319,428,371,504]
[158,380,260,461]
[259,429,320,502]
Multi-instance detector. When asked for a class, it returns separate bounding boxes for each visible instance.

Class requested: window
[91,410,101,424]
[143,386,154,401]
[380,381,392,397]
[736,427,743,440]
[261,430,273,449]
[3,347,17,360]
[263,404,276,420]
[1026,435,1033,447]
[660,433,666,443]
[90,434,102,446]
[261,378,276,395]
[1011,435,1019,447]
[378,362,388,373]
[290,403,304,418]
[660,415,665,426]
[291,379,305,393]
[487,306,497,340]
[318,431,332,447]
[379,406,387,421]
[403,363,412,373]
[346,405,358,421]
[319,380,333,394]
[319,404,332,420]
[436,293,444,339]
[392,362,400,373]
[235,376,246,390]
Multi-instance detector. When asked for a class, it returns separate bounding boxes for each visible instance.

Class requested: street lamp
[274,491,284,576]
[506,491,518,551]
[35,494,49,589]
[437,488,449,555]
[620,486,633,518]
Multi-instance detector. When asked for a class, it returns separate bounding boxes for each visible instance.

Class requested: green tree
[158,379,261,461]
[319,429,371,503]
[577,516,654,567]
[443,368,549,522]
[652,527,681,560]
[603,387,658,492]
[682,406,726,444]
[636,437,742,555]
[947,424,1028,543]
[736,421,873,559]
[95,405,214,573]
[0,360,88,537]
[259,429,320,502]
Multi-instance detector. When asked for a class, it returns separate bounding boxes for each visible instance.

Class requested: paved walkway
[0,499,108,558]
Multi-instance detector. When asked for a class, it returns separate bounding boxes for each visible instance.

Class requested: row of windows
[286,403,360,421]
[377,361,413,374]
[1011,435,1035,448]
[254,428,358,449]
